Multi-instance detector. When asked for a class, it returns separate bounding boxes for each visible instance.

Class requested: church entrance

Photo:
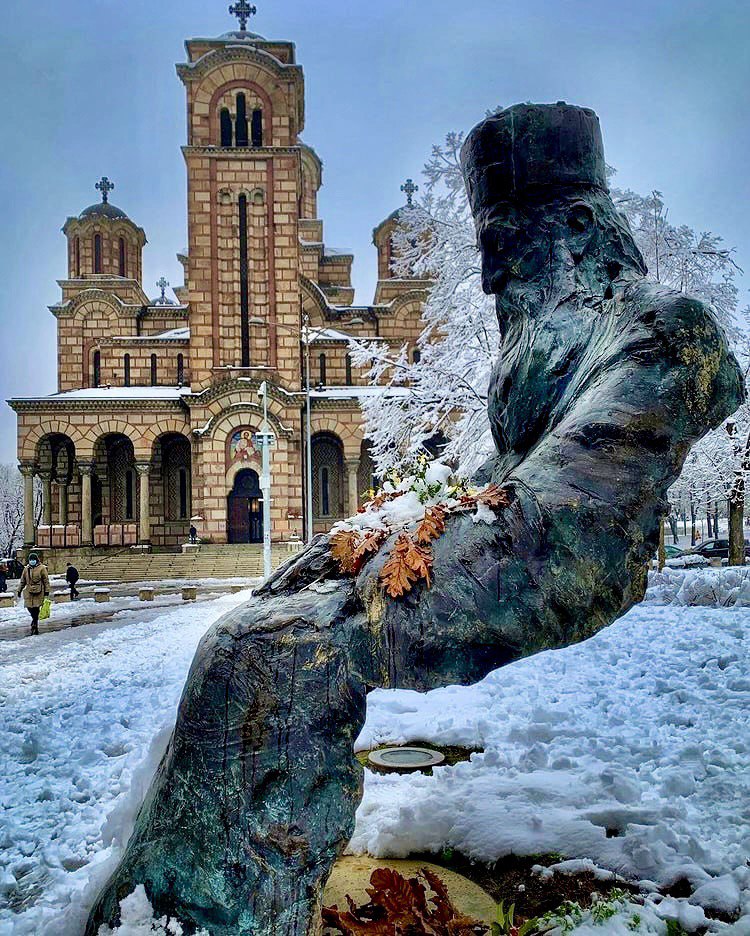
[227,469,263,544]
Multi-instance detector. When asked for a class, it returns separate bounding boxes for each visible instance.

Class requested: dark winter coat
[66,566,80,586]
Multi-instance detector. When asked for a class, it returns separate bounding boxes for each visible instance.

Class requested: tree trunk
[668,516,678,544]
[728,478,745,566]
[691,502,697,546]
[714,502,720,539]
[658,519,666,571]
[706,501,713,539]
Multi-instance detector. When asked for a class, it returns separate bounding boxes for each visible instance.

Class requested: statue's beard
[493,240,583,326]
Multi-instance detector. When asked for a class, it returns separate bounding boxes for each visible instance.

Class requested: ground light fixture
[367,746,446,771]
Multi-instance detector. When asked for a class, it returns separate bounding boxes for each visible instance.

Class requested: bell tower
[177,4,307,391]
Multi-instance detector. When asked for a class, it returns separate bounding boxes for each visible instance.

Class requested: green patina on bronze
[87,103,744,936]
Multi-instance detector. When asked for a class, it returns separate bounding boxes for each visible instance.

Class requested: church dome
[79,201,130,221]
[218,29,265,41]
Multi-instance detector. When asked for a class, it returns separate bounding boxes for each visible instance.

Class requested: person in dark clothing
[0,563,7,593]
[189,525,198,545]
[66,563,80,600]
[18,553,50,635]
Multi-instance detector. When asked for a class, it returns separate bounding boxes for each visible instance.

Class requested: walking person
[18,552,50,636]
[66,563,80,600]
[0,562,7,594]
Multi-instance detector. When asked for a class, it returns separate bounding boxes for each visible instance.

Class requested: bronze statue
[87,103,743,935]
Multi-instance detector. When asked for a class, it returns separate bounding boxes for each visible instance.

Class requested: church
[8,4,427,553]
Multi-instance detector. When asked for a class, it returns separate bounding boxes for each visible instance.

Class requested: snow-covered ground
[1,571,750,933]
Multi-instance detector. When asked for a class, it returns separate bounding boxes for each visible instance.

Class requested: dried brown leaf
[379,534,433,598]
[330,530,362,575]
[475,484,510,510]
[416,506,447,545]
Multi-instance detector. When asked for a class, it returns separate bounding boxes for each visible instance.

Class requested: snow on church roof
[12,387,193,403]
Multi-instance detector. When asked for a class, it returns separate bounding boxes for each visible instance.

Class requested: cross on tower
[95,176,115,203]
[229,0,257,31]
[156,277,169,301]
[401,178,419,207]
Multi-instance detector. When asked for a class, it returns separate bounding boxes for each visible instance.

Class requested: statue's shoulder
[624,280,729,348]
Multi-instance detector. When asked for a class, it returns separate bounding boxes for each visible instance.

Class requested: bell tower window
[118,237,127,276]
[319,353,327,386]
[177,353,184,385]
[92,350,101,388]
[251,108,263,147]
[235,93,249,147]
[124,354,131,387]
[238,194,250,367]
[220,107,232,147]
[94,233,102,273]
[75,237,81,277]
[345,353,353,386]
[150,354,158,386]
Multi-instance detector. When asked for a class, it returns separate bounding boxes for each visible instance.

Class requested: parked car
[664,544,685,558]
[689,538,750,560]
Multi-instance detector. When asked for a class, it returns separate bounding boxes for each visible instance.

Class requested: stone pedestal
[94,589,111,603]
[53,591,70,604]
[182,543,201,555]
[139,587,155,602]
[0,594,15,609]
[182,586,198,602]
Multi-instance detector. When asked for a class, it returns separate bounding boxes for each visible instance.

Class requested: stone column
[59,484,69,526]
[40,473,52,527]
[20,464,35,547]
[136,464,151,544]
[345,459,360,517]
[79,464,94,546]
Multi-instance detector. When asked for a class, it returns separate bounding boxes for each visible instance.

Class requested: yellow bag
[39,598,51,621]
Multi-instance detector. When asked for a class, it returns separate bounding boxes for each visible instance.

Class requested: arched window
[220,107,232,147]
[94,233,102,274]
[118,237,127,276]
[311,433,344,520]
[320,467,330,516]
[319,353,327,386]
[345,352,353,386]
[150,354,158,386]
[235,93,249,147]
[412,348,421,364]
[251,108,263,147]
[75,237,81,277]
[177,353,184,385]
[124,469,135,521]
[179,467,188,520]
[92,350,101,388]
[123,354,131,387]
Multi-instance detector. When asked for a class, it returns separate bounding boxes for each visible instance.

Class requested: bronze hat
[461,102,608,222]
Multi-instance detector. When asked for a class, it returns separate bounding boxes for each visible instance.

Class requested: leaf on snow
[352,530,387,569]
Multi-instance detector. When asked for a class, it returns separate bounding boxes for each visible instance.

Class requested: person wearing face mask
[18,552,50,636]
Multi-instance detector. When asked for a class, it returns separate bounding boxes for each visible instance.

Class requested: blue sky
[1,0,748,462]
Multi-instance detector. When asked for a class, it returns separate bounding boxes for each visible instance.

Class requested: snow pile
[0,589,254,936]
[353,602,750,931]
[96,886,208,936]
[645,565,750,607]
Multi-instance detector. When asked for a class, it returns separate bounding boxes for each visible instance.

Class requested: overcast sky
[0,0,748,463]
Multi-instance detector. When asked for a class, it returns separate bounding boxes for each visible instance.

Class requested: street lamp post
[257,381,273,580]
[302,311,313,544]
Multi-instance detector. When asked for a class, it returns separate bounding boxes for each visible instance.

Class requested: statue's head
[461,103,645,305]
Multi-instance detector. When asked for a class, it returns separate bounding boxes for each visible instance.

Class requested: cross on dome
[400,178,419,207]
[156,277,169,301]
[229,0,257,31]
[95,176,115,203]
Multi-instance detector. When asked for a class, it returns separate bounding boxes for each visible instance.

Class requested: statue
[87,103,743,935]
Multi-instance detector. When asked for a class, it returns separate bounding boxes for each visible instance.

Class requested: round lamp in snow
[367,747,445,771]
